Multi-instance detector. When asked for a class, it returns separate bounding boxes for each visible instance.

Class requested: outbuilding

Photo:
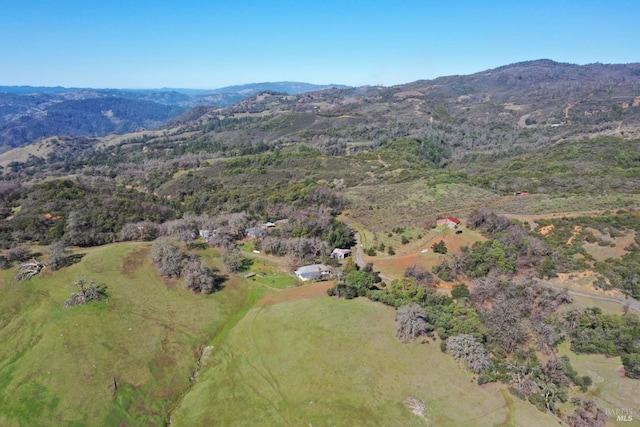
[331,248,352,260]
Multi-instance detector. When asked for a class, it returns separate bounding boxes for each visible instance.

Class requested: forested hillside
[0,82,351,149]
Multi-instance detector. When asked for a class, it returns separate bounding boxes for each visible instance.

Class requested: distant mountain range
[0,82,351,150]
[2,60,640,153]
[164,59,640,157]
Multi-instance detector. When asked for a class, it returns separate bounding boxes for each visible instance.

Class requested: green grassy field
[2,236,636,426]
[558,342,640,426]
[0,242,249,426]
[170,292,559,426]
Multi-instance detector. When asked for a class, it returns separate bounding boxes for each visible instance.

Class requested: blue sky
[1,0,638,89]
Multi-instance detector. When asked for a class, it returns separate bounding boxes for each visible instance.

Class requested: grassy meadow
[0,242,249,426]
[344,179,640,232]
[344,182,500,230]
[170,288,559,426]
[558,342,640,426]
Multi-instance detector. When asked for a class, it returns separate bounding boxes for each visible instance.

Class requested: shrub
[432,240,447,254]
[451,283,470,300]
[622,353,640,379]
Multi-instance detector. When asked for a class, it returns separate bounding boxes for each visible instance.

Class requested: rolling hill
[1,59,640,426]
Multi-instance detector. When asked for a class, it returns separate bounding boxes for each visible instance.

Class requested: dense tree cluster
[327,263,381,299]
[256,207,354,263]
[446,334,491,374]
[564,396,607,427]
[340,252,591,416]
[471,277,571,354]
[568,307,640,380]
[404,264,436,287]
[1,178,176,247]
[433,209,549,281]
[151,237,224,294]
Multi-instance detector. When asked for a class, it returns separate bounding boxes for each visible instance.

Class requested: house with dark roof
[245,227,266,238]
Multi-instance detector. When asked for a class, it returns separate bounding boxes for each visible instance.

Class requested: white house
[295,264,331,281]
[437,216,461,228]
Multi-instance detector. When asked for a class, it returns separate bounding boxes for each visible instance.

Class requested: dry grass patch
[583,229,636,262]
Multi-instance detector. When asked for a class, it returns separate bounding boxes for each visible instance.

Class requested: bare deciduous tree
[62,278,107,307]
[151,237,188,278]
[565,397,607,427]
[467,208,512,236]
[446,334,492,374]
[221,248,247,273]
[404,264,436,286]
[46,240,72,270]
[15,258,45,281]
[119,221,161,241]
[165,218,199,241]
[6,244,32,263]
[395,303,430,343]
[182,258,221,294]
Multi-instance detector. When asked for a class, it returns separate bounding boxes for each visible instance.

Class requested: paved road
[566,289,640,313]
[532,279,640,313]
[353,231,365,269]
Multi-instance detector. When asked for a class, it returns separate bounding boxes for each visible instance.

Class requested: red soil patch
[257,281,336,307]
[567,225,582,245]
[364,230,481,280]
[538,224,554,236]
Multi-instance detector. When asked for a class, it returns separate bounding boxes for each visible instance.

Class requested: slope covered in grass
[558,342,640,426]
[171,289,558,426]
[0,242,247,426]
